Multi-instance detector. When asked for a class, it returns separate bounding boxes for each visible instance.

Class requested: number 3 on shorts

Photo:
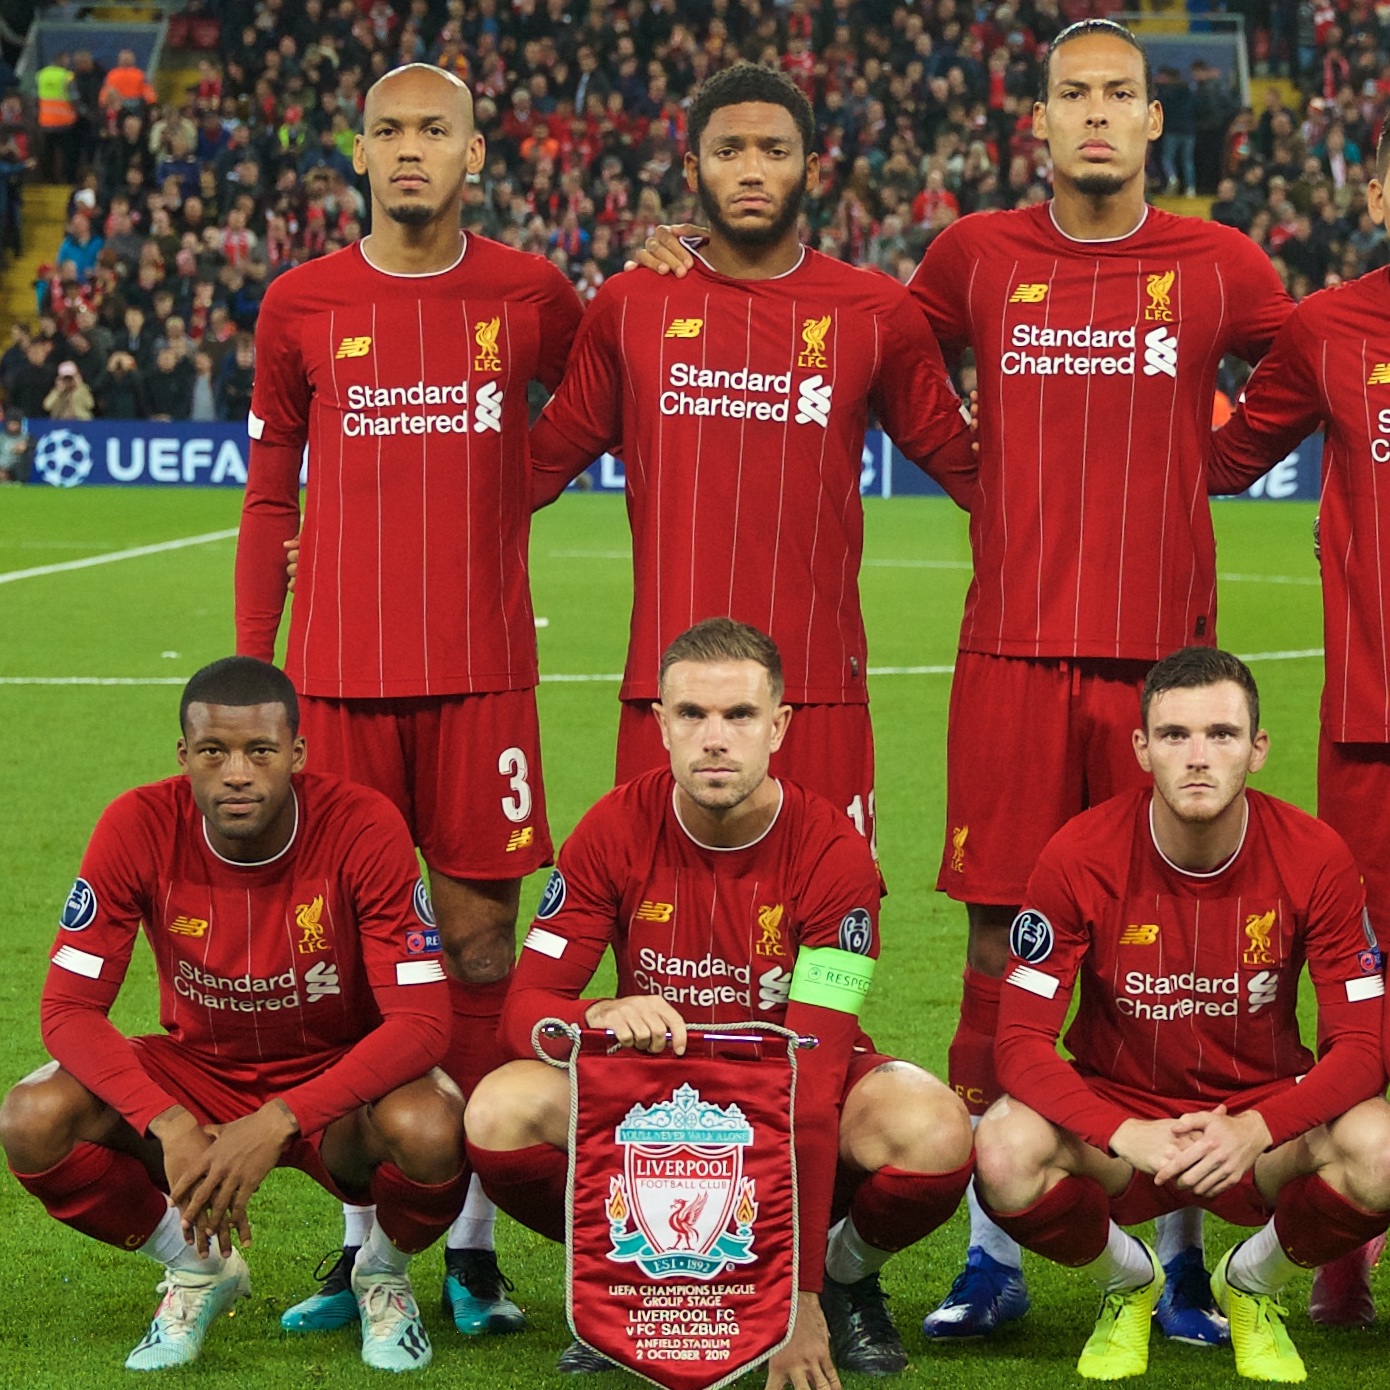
[499,746,532,823]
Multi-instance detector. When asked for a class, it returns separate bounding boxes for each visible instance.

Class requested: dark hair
[1376,122,1390,184]
[687,63,815,160]
[1141,646,1260,734]
[1038,20,1155,103]
[659,618,785,703]
[180,656,300,734]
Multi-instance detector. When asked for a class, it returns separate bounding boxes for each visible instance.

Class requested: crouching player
[465,619,973,1383]
[974,647,1390,1382]
[0,658,468,1372]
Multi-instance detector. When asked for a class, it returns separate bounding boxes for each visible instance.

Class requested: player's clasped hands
[167,1099,300,1256]
[1156,1104,1273,1197]
[584,994,689,1054]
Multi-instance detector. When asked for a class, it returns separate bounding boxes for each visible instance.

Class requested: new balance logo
[505,827,534,852]
[634,900,674,922]
[473,381,503,432]
[759,966,791,1011]
[304,961,341,1001]
[336,336,372,359]
[1009,283,1048,303]
[168,915,208,937]
[665,318,703,338]
[795,375,832,427]
[1119,923,1159,945]
[1369,363,1390,385]
[1142,326,1178,378]
[1246,969,1278,1014]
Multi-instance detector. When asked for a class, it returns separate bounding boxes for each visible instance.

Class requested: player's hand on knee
[624,224,705,276]
[764,1297,840,1390]
[584,995,689,1054]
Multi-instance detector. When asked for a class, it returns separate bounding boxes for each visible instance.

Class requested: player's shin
[12,1141,168,1250]
[829,1159,974,1282]
[465,1139,567,1242]
[370,1159,470,1255]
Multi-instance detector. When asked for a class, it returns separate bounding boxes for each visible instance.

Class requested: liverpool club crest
[605,1083,759,1279]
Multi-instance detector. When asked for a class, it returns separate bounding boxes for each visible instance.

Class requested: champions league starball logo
[605,1084,759,1280]
[34,429,93,487]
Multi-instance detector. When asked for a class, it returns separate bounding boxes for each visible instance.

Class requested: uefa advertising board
[21,420,1320,500]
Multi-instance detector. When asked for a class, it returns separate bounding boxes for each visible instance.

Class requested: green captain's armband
[788,947,876,1015]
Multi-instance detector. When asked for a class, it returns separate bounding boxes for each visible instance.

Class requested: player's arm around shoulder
[1213,220,1294,360]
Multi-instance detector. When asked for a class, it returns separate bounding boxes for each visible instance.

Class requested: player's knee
[1329,1099,1390,1209]
[464,1061,566,1150]
[845,1064,972,1171]
[373,1075,466,1182]
[0,1066,86,1168]
[974,1100,1052,1210]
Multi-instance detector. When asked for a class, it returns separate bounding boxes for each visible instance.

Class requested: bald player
[234,63,584,1337]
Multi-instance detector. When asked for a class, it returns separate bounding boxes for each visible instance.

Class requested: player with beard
[235,63,583,1342]
[529,63,976,874]
[631,27,1291,1342]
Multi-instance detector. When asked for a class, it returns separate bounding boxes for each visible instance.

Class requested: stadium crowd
[1,0,1389,425]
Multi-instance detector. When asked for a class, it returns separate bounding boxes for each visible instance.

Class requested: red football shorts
[939,654,1151,904]
[299,689,552,880]
[1319,735,1390,943]
[1081,1074,1295,1228]
[129,1033,363,1202]
[615,699,877,848]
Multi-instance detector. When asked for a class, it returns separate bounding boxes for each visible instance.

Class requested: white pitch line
[0,649,1328,689]
[0,528,239,585]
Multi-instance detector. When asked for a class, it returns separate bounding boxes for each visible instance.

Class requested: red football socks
[849,1158,974,1252]
[1276,1172,1390,1268]
[12,1142,167,1249]
[982,1174,1111,1266]
[466,1139,567,1242]
[947,966,1002,1117]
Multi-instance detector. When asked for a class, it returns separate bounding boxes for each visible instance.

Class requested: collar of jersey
[671,778,785,851]
[358,233,468,277]
[1047,200,1149,245]
[1147,795,1248,879]
[687,240,807,281]
[202,789,300,868]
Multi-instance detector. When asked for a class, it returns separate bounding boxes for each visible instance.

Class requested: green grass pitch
[0,488,1357,1388]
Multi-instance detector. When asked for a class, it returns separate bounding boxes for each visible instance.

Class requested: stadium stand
[0,0,1386,421]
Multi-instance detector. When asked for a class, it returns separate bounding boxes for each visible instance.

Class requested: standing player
[905,21,1294,1337]
[1207,124,1390,1327]
[0,658,467,1373]
[973,647,1390,1382]
[235,63,583,1334]
[465,619,974,1380]
[530,63,975,851]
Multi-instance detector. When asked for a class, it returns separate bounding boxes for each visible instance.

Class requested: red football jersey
[1210,269,1390,741]
[912,203,1291,661]
[41,771,450,1136]
[998,788,1384,1152]
[531,247,973,705]
[236,236,583,698]
[502,768,884,1287]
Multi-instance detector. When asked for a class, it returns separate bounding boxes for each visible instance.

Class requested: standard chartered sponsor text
[343,379,473,437]
[660,362,795,421]
[1003,323,1138,377]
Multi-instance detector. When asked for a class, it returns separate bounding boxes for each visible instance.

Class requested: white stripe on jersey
[1006,963,1060,999]
[1345,975,1385,1002]
[397,959,447,985]
[523,926,567,959]
[53,944,103,979]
